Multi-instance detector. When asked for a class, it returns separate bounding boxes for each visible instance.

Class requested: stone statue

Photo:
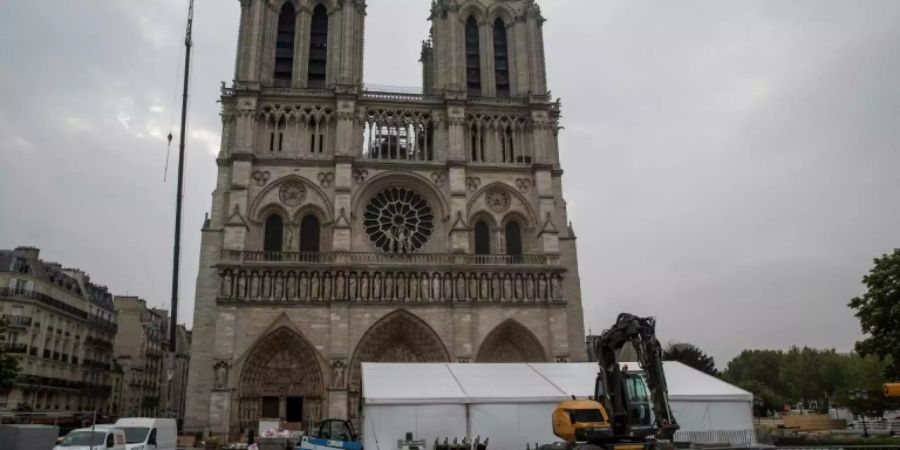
[214,362,228,389]
[286,274,296,300]
[310,273,320,300]
[551,276,562,301]
[373,274,382,300]
[336,272,346,300]
[323,273,332,301]
[331,359,346,388]
[222,271,233,298]
[240,272,249,299]
[360,274,369,300]
[348,272,358,300]
[299,273,309,301]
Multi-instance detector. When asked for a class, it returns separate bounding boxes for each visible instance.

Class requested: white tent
[361,362,754,450]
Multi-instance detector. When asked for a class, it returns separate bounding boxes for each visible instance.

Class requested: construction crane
[548,313,678,450]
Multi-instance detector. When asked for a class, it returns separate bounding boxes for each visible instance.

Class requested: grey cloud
[2,1,897,366]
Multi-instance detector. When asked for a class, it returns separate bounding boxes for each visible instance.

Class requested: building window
[14,279,28,295]
[307,4,328,88]
[308,117,325,154]
[474,221,491,255]
[263,214,284,253]
[469,123,485,162]
[274,2,296,86]
[269,118,286,152]
[505,221,523,256]
[465,16,481,96]
[493,18,510,97]
[299,214,321,253]
[501,124,516,163]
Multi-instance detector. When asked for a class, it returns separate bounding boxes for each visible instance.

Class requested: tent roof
[361,361,751,405]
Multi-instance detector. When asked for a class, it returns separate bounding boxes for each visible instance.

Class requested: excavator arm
[590,313,679,441]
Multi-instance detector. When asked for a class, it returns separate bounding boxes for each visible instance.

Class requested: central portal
[238,327,325,431]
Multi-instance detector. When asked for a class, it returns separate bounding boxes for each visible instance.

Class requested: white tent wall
[361,362,756,450]
[363,404,467,450]
[469,404,558,450]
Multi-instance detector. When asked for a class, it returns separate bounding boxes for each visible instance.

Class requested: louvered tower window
[273,3,296,86]
[465,16,481,96]
[493,18,510,97]
[308,4,328,88]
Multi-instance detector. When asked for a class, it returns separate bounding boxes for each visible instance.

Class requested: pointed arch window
[465,16,481,96]
[474,221,491,256]
[269,117,286,152]
[308,4,329,88]
[264,214,284,254]
[274,3,296,86]
[299,214,321,253]
[493,18,510,97]
[505,221,522,256]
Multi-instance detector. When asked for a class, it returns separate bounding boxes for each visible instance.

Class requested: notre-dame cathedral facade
[184,0,586,437]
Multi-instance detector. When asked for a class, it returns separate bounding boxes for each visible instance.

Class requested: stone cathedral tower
[184,0,586,438]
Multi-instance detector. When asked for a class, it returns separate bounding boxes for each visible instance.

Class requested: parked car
[112,418,177,450]
[54,427,127,450]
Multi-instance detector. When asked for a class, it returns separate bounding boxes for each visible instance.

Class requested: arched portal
[238,326,325,429]
[348,310,450,417]
[475,319,547,362]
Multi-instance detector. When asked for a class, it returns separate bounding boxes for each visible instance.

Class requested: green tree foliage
[0,320,22,389]
[849,248,900,379]
[663,343,718,376]
[722,347,898,417]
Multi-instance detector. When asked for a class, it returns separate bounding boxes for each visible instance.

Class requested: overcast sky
[1,1,898,367]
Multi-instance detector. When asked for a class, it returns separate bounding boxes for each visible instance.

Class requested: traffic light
[884,383,900,397]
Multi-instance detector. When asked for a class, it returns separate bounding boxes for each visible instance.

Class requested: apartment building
[0,246,118,414]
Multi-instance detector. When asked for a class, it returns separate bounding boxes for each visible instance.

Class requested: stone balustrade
[220,250,559,267]
[216,265,565,305]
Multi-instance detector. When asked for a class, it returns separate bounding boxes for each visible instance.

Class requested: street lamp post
[753,398,764,424]
[849,388,869,438]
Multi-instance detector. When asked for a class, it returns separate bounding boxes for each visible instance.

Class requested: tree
[664,343,718,376]
[849,248,900,379]
[722,349,788,415]
[722,347,899,417]
[0,320,21,389]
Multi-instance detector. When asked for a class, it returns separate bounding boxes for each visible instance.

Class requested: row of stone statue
[219,269,565,303]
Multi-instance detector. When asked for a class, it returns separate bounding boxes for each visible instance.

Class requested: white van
[112,418,177,450]
[55,427,127,450]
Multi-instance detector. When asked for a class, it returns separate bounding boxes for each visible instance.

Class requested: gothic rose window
[364,188,434,253]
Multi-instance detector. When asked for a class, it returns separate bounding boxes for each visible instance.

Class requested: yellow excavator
[886,383,900,397]
[548,313,679,450]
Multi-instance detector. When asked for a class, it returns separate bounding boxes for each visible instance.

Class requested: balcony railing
[221,251,559,267]
[15,375,112,394]
[4,343,28,354]
[87,316,118,333]
[0,288,87,320]
[3,315,32,328]
[82,359,111,371]
[84,336,114,351]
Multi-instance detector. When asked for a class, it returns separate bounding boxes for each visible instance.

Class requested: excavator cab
[886,383,900,397]
[552,399,613,443]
